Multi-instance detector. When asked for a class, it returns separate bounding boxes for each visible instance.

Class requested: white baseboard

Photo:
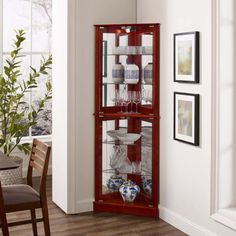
[76,198,93,213]
[159,205,217,236]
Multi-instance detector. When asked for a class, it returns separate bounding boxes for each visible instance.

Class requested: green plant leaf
[0,29,52,156]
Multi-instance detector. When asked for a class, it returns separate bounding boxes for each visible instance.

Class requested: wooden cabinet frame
[94,23,160,217]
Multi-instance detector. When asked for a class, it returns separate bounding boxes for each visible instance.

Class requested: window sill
[211,208,236,230]
[20,135,52,144]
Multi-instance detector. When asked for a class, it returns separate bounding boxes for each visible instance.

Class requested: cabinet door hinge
[99,111,104,118]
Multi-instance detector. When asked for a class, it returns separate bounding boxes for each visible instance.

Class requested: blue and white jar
[107,175,124,192]
[119,180,140,203]
[141,177,152,196]
[144,62,153,84]
[124,64,139,84]
[112,63,124,84]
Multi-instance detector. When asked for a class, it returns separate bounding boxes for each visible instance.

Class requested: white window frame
[0,0,52,142]
[211,0,236,230]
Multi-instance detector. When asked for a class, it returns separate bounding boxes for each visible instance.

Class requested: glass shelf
[106,53,153,56]
[103,140,136,146]
[103,140,152,147]
[111,46,153,55]
[99,113,155,118]
[103,169,152,176]
[102,81,153,85]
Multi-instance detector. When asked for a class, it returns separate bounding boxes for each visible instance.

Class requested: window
[211,0,236,230]
[0,0,52,138]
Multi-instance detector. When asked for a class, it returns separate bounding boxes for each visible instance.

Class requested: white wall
[52,0,136,213]
[137,0,236,235]
[52,0,69,212]
[74,0,136,212]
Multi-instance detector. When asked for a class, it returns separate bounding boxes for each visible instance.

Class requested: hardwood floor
[2,177,187,236]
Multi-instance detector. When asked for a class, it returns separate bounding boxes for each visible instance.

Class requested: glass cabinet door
[98,117,154,206]
[99,25,157,114]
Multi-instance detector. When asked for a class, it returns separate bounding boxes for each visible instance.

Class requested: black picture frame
[102,40,108,77]
[174,31,199,83]
[174,92,199,146]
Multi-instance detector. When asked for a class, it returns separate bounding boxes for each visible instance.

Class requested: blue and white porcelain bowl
[107,175,124,192]
[119,180,140,203]
[141,177,152,196]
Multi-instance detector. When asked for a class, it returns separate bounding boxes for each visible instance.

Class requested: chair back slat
[31,154,45,167]
[27,139,51,195]
[32,146,47,160]
[30,160,43,173]
[32,139,48,153]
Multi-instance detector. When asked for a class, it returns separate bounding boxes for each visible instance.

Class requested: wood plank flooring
[2,177,187,236]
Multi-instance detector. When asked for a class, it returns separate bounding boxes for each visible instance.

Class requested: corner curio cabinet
[94,24,160,217]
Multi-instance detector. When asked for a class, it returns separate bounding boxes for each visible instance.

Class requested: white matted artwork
[174,32,199,83]
[174,92,199,146]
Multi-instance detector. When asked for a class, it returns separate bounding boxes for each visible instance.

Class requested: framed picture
[102,40,108,77]
[174,32,199,83]
[174,92,199,146]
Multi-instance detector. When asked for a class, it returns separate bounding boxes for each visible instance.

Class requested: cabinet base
[93,201,159,218]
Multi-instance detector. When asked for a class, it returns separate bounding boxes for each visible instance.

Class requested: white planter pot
[124,64,139,84]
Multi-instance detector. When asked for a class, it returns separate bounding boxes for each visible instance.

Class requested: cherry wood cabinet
[94,23,160,217]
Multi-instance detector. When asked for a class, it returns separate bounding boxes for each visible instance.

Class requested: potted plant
[0,29,52,184]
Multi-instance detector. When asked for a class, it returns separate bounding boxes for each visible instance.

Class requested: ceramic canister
[112,63,124,84]
[124,64,139,84]
[141,177,152,196]
[107,175,124,192]
[119,180,140,203]
[144,62,153,84]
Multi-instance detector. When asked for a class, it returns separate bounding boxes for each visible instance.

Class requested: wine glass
[130,91,136,113]
[142,89,147,104]
[123,91,132,113]
[109,89,119,106]
[142,89,152,104]
[147,90,152,103]
[116,89,125,113]
[133,91,141,113]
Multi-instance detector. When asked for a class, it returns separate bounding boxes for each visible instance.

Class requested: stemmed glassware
[142,89,152,104]
[115,89,125,113]
[132,91,141,113]
[110,89,119,107]
[111,88,153,113]
[123,91,132,113]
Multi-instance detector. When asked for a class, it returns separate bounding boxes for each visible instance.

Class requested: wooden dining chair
[0,139,51,236]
